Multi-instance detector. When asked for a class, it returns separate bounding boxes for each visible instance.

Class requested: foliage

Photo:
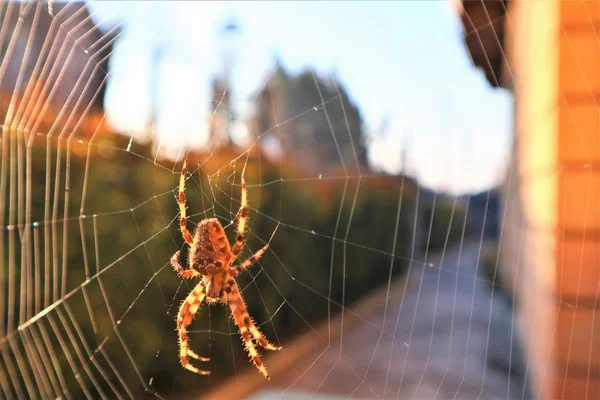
[480,243,512,296]
[1,128,417,397]
[421,199,466,253]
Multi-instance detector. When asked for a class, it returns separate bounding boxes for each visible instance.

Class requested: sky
[87,0,514,194]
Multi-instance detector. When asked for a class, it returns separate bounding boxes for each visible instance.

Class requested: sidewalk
[252,241,529,399]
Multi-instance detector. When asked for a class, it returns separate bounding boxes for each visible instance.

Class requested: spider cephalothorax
[170,160,280,379]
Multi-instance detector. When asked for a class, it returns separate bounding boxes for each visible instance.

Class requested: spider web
[1,1,596,400]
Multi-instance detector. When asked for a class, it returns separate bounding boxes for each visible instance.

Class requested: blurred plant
[421,200,465,253]
[2,122,418,397]
[480,242,512,300]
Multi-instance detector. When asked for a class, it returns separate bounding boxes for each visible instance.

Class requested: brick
[561,0,600,26]
[559,32,600,94]
[552,374,600,400]
[557,237,600,298]
[559,170,600,231]
[559,104,600,162]
[555,308,600,368]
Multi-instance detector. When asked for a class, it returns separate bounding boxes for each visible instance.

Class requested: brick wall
[500,1,600,398]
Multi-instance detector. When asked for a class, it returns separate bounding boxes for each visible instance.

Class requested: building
[458,1,599,398]
[250,64,368,176]
[205,21,241,150]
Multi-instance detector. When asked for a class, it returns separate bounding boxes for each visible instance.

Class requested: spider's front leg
[178,281,210,375]
[177,160,194,245]
[230,176,248,260]
[171,250,198,279]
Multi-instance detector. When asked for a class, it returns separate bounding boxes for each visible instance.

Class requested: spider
[170,160,281,380]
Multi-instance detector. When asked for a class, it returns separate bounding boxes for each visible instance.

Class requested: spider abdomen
[190,218,232,275]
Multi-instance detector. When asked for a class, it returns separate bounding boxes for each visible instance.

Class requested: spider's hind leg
[187,349,210,362]
[246,315,281,351]
[177,281,210,375]
[226,280,280,380]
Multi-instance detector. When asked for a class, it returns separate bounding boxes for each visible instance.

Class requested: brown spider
[170,160,281,380]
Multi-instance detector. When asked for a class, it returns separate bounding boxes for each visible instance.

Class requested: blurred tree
[1,89,467,398]
[0,122,417,397]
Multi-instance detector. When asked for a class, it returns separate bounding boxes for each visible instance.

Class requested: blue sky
[87,1,513,194]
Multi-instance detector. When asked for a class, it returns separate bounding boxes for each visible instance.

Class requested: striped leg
[171,250,198,279]
[226,280,280,379]
[230,176,248,260]
[246,314,281,351]
[226,281,270,379]
[178,160,194,245]
[177,282,210,375]
[230,243,270,277]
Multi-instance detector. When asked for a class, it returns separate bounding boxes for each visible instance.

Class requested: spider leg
[177,281,210,375]
[178,160,194,245]
[226,279,280,380]
[187,349,210,362]
[171,250,198,279]
[230,243,269,277]
[246,314,281,351]
[230,175,248,260]
[226,278,279,349]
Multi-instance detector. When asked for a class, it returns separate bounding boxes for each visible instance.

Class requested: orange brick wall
[500,1,600,398]
[555,1,600,398]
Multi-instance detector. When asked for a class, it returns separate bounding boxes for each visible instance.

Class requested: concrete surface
[251,241,531,399]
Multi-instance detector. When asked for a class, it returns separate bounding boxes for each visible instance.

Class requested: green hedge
[421,200,466,253]
[2,132,418,397]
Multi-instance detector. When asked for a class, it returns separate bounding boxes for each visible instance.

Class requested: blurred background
[0,1,598,399]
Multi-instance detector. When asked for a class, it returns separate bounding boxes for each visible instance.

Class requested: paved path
[251,241,530,399]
